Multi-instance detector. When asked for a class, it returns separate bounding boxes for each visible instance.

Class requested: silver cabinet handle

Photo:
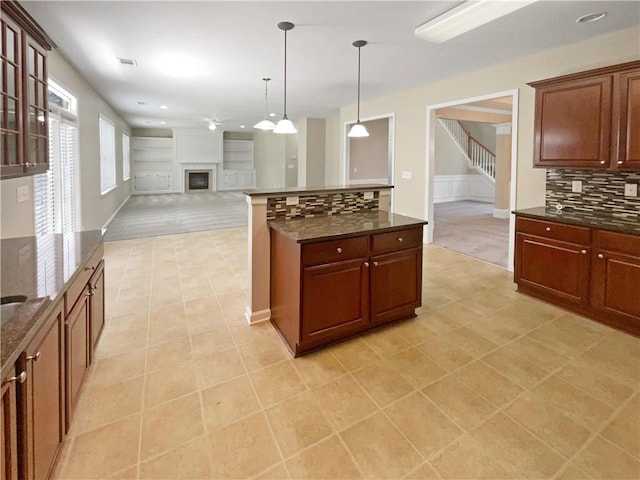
[581,249,587,254]
[545,227,551,232]
[600,161,606,164]
[6,371,27,384]
[364,262,369,267]
[397,237,403,243]
[373,261,379,267]
[26,351,41,362]
[86,288,94,297]
[84,265,96,271]
[597,253,604,259]
[617,161,623,165]
[336,247,342,254]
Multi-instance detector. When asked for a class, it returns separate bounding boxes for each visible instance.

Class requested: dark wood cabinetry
[529,61,640,171]
[89,262,105,357]
[64,289,90,431]
[591,230,640,334]
[515,217,591,306]
[515,216,640,336]
[271,226,424,355]
[20,302,64,480]
[1,370,21,480]
[0,1,55,179]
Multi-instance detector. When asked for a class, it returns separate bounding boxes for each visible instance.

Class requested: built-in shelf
[131,137,172,162]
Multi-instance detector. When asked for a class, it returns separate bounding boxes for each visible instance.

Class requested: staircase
[439,118,496,182]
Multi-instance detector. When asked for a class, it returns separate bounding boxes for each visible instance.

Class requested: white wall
[330,27,640,218]
[324,115,340,186]
[253,131,287,188]
[460,121,497,154]
[1,50,132,238]
[434,121,478,176]
[298,118,326,188]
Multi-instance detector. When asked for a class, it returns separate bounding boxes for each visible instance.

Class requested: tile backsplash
[546,169,640,217]
[267,191,379,220]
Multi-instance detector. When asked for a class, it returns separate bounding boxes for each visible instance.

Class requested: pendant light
[347,40,369,138]
[253,78,276,130]
[273,21,297,134]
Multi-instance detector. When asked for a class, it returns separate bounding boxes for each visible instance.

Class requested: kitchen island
[243,184,394,324]
[269,210,427,356]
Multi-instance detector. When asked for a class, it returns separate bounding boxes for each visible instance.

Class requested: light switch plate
[364,191,374,200]
[402,171,413,179]
[286,196,299,206]
[16,185,29,203]
[571,180,582,193]
[625,183,638,197]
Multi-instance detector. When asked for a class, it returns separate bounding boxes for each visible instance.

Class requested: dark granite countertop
[268,210,427,243]
[515,207,640,235]
[1,231,103,378]
[243,184,393,197]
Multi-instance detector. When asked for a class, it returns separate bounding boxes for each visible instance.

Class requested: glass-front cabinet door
[1,15,23,177]
[24,35,49,175]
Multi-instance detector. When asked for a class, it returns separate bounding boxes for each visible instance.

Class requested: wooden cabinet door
[65,290,90,431]
[533,75,612,168]
[302,258,369,345]
[0,15,24,178]
[1,375,19,480]
[24,304,64,480]
[22,35,49,175]
[616,70,640,171]
[370,247,422,325]
[591,250,640,334]
[89,262,105,357]
[515,233,590,306]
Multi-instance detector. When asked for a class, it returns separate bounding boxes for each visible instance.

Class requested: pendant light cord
[264,79,270,117]
[356,45,361,123]
[283,29,288,118]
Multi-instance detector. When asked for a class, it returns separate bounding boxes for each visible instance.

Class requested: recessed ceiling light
[118,57,138,67]
[240,125,245,129]
[576,12,607,23]
[269,113,276,117]
[160,121,166,125]
[160,105,168,110]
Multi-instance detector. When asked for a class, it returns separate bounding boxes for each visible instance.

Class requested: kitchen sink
[1,295,28,325]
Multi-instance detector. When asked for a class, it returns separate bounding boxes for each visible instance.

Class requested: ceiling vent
[118,57,138,67]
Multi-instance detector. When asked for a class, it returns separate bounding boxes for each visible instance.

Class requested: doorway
[425,90,519,270]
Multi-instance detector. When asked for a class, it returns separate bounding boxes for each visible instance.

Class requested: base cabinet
[64,290,89,431]
[1,372,20,480]
[271,226,423,355]
[21,303,64,480]
[89,262,105,356]
[515,216,640,335]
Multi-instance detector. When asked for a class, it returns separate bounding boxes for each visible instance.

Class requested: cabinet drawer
[371,228,422,255]
[64,245,104,316]
[594,229,640,256]
[302,236,368,266]
[516,217,590,245]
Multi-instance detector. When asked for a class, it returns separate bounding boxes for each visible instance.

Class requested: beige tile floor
[53,227,640,480]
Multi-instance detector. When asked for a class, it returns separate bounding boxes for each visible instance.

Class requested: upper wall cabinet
[529,60,640,172]
[0,1,55,180]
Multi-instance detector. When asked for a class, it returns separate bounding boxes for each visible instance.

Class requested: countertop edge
[514,208,640,236]
[1,236,104,378]
[243,184,394,197]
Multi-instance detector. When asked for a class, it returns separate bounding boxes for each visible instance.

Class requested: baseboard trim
[102,193,131,232]
[244,306,271,325]
[493,208,510,219]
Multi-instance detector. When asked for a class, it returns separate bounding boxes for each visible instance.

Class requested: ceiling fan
[199,116,226,131]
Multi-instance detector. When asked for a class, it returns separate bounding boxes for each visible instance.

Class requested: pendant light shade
[254,78,276,130]
[274,21,297,134]
[347,40,369,138]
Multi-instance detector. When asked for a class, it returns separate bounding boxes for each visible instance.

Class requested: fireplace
[185,170,213,192]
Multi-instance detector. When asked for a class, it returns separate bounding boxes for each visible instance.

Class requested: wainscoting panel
[434,174,495,204]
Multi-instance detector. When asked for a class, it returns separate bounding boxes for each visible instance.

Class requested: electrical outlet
[16,185,29,203]
[625,183,638,197]
[571,180,582,193]
[286,196,299,206]
[353,167,358,173]
[402,171,413,179]
[364,191,374,200]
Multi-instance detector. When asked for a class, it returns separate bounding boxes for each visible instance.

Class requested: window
[99,115,116,194]
[122,133,130,181]
[35,80,79,237]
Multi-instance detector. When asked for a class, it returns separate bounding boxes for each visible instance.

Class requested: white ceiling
[24,1,640,132]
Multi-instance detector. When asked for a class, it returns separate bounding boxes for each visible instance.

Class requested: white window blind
[99,115,116,194]
[122,133,130,181]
